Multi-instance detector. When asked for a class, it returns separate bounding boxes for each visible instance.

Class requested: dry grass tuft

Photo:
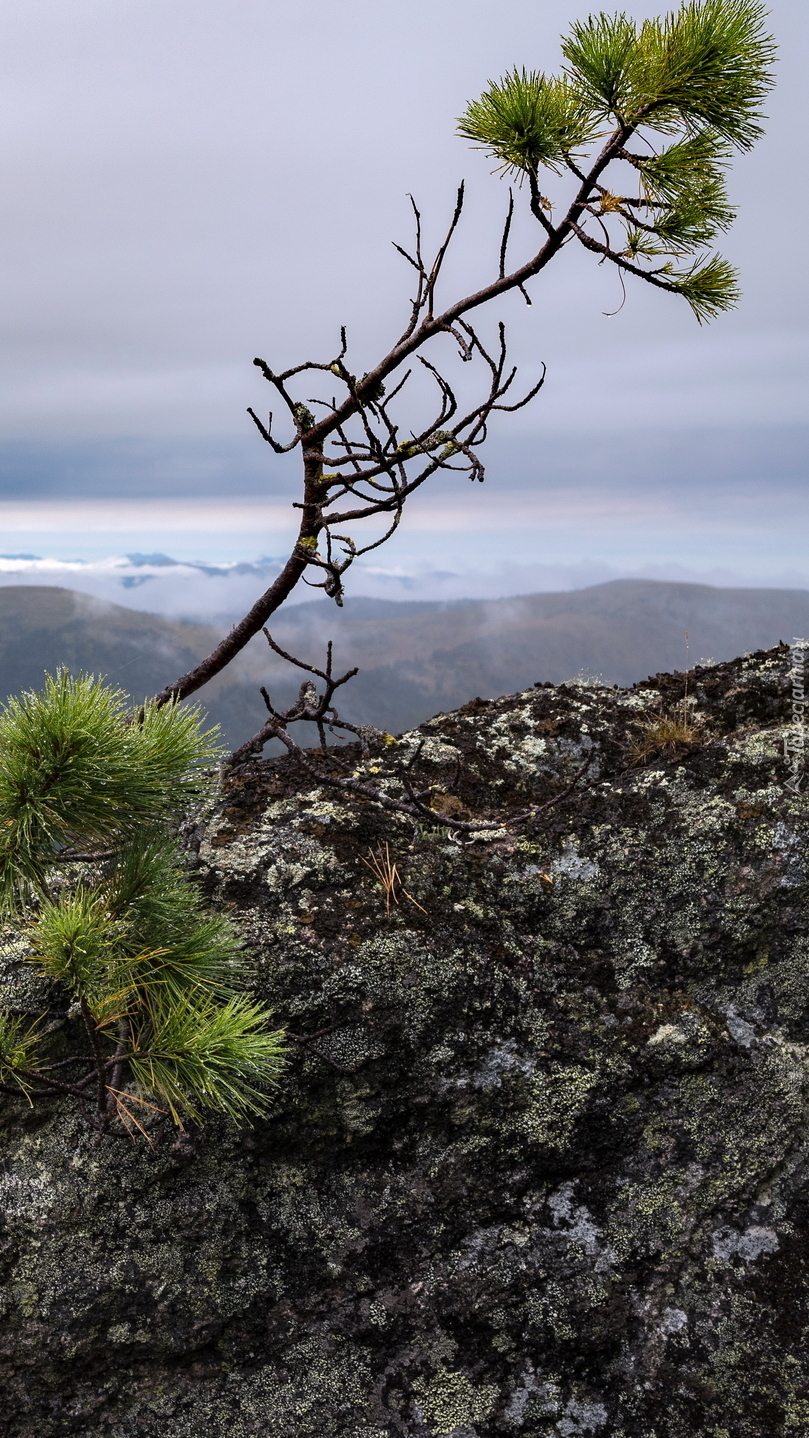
[629,712,702,765]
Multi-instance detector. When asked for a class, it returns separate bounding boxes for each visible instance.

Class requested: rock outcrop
[1,643,807,1436]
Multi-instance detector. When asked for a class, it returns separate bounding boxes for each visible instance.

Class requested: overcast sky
[0,0,807,602]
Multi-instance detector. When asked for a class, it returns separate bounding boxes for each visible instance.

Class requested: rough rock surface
[1,644,808,1436]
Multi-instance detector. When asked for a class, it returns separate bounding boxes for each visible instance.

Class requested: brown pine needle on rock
[108,1088,168,1145]
[361,844,427,915]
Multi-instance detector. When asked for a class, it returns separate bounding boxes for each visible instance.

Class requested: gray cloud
[0,0,806,598]
[1,0,806,436]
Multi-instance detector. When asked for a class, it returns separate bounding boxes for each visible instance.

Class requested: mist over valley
[2,579,808,749]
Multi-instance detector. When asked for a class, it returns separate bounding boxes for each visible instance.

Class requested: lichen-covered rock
[1,644,808,1436]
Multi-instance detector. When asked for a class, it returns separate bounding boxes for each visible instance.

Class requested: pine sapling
[0,671,285,1140]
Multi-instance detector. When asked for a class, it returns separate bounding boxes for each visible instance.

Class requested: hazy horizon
[2,555,809,626]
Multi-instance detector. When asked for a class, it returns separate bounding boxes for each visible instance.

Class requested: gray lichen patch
[0,643,807,1436]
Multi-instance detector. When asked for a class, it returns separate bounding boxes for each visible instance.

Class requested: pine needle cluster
[458,0,775,320]
[0,672,285,1139]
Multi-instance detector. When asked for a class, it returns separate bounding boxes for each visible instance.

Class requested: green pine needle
[664,252,741,319]
[0,671,221,910]
[458,69,598,177]
[460,2,773,323]
[635,0,776,149]
[562,2,775,146]
[103,832,248,996]
[0,1012,48,1093]
[33,888,125,995]
[562,11,641,120]
[129,993,287,1124]
[640,129,737,249]
[0,671,286,1137]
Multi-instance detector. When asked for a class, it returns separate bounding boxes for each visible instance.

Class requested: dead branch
[228,636,595,837]
[149,112,664,708]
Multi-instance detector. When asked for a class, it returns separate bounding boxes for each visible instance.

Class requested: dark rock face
[1,644,808,1436]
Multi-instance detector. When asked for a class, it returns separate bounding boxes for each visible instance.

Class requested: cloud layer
[1,0,806,610]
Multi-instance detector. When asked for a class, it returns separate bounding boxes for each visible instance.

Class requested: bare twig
[229,633,595,839]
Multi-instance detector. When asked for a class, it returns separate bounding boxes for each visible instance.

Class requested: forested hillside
[2,580,808,746]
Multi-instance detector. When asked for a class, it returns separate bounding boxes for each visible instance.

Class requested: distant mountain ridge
[0,587,272,748]
[263,579,809,729]
[1,580,808,748]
